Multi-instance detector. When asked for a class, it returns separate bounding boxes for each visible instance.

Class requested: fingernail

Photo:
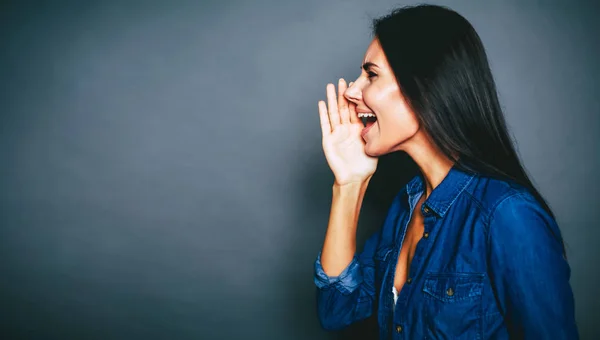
[339,78,345,83]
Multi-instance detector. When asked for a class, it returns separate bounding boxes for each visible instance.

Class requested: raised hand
[318,79,378,186]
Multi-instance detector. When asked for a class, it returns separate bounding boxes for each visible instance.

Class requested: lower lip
[361,121,375,139]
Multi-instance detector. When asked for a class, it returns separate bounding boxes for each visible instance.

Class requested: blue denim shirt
[314,165,578,339]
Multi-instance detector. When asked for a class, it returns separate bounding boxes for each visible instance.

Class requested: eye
[367,71,377,79]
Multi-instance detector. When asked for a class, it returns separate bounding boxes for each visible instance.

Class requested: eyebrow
[362,62,378,71]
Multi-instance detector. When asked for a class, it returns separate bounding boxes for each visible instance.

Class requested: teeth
[357,113,376,118]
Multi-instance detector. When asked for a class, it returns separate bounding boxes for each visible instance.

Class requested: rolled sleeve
[313,229,381,330]
[312,190,404,331]
[487,192,578,339]
[314,252,364,295]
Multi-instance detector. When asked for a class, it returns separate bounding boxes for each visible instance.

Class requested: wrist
[333,176,372,197]
[333,175,373,189]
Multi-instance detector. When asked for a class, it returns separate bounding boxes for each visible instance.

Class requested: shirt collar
[404,163,475,217]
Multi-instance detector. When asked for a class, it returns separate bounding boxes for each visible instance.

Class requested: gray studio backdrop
[1,0,598,339]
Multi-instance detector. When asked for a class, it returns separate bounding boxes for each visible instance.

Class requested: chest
[393,209,425,292]
[376,205,500,339]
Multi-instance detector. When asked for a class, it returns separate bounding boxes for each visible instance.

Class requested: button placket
[391,191,427,337]
[407,214,435,283]
[422,207,435,241]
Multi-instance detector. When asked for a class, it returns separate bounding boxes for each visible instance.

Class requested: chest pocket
[422,272,484,339]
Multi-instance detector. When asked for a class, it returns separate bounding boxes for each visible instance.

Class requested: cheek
[387,106,420,137]
[365,86,418,127]
[361,81,421,153]
[362,85,381,111]
[391,98,418,127]
[363,82,404,113]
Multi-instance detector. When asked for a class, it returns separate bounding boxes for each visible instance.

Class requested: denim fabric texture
[314,164,578,339]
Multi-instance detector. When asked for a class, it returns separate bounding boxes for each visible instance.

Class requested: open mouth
[358,113,377,128]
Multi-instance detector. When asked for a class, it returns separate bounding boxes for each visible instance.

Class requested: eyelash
[367,71,377,79]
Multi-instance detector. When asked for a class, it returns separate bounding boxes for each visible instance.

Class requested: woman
[314,4,578,339]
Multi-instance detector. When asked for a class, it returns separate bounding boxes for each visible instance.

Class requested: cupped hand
[318,79,378,186]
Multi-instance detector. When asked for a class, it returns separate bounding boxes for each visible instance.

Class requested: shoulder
[463,174,536,222]
[466,176,564,251]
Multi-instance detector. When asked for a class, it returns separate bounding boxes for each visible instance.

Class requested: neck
[402,131,455,198]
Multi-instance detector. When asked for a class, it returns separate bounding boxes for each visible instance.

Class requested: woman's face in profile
[344,38,420,156]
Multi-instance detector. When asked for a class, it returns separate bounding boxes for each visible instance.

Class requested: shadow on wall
[290,148,419,339]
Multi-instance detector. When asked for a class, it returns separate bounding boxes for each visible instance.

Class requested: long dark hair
[372,5,565,252]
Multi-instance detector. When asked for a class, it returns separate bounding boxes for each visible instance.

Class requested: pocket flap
[423,273,484,303]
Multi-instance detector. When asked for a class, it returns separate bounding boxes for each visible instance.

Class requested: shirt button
[396,325,403,333]
[423,206,430,214]
[423,232,429,238]
[446,288,454,296]
[406,277,412,284]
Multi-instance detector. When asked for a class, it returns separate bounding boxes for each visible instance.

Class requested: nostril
[344,89,358,101]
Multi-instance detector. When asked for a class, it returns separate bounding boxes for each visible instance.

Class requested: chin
[364,142,386,157]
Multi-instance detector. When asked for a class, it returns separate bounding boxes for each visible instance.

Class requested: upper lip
[356,108,374,114]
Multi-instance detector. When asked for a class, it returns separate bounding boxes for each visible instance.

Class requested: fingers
[318,100,330,137]
[337,79,350,124]
[349,101,358,124]
[326,83,340,128]
[320,80,356,134]
[347,82,358,124]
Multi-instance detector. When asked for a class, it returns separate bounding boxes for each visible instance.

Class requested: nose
[344,79,362,105]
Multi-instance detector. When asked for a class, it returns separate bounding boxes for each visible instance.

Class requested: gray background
[1,0,598,339]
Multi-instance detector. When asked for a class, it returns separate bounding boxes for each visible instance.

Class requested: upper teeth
[358,113,376,118]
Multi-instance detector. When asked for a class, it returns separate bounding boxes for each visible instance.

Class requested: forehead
[362,38,387,66]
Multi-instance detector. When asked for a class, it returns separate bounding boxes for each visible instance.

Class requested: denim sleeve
[487,193,579,339]
[313,229,381,330]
